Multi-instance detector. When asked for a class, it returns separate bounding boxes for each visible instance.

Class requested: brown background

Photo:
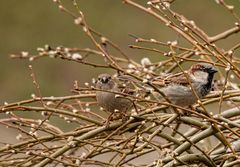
[0,0,239,143]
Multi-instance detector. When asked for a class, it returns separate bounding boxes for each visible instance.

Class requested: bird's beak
[210,68,218,74]
[102,77,109,83]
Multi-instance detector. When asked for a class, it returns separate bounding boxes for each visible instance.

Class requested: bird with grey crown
[96,73,134,115]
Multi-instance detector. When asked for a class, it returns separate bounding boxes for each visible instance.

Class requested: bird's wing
[114,74,147,96]
[152,71,191,87]
[110,75,133,95]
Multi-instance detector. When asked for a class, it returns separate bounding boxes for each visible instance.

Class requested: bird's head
[190,63,217,84]
[96,73,115,90]
[98,73,112,84]
[191,63,217,74]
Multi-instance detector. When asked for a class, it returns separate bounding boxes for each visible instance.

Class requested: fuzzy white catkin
[72,53,82,60]
[141,57,151,67]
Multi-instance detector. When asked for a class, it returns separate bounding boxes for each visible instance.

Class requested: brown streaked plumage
[152,63,217,106]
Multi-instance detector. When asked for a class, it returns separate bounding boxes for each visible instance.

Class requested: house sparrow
[152,63,218,107]
[95,73,134,114]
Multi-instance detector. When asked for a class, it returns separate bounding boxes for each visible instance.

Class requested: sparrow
[95,73,134,114]
[152,63,218,107]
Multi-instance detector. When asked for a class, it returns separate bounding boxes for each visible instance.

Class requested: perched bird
[152,63,218,107]
[95,73,133,114]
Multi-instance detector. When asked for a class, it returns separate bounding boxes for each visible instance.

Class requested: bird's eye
[199,65,205,71]
[105,77,111,82]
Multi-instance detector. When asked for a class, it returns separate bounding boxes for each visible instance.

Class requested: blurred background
[1,0,239,104]
[0,0,240,162]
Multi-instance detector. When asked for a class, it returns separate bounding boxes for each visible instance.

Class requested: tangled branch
[2,0,240,166]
